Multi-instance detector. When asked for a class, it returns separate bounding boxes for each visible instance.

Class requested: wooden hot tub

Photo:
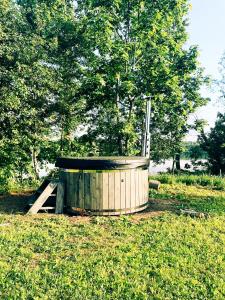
[55,157,149,216]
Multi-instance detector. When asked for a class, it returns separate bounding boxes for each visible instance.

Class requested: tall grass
[0,177,40,194]
[151,173,225,190]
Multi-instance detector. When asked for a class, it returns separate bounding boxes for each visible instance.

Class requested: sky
[186,0,225,140]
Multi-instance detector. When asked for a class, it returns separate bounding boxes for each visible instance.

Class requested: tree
[75,0,208,159]
[0,0,209,184]
[199,113,225,175]
[0,0,84,180]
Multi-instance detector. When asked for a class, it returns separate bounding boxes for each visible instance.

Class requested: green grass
[0,181,224,299]
[151,174,225,190]
[150,183,225,215]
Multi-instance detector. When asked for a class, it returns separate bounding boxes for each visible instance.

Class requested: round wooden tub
[55,157,149,216]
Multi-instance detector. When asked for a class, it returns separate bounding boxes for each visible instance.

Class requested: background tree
[199,113,225,175]
[75,0,208,159]
[0,0,209,184]
[0,0,84,181]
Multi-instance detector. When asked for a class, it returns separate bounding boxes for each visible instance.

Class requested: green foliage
[181,141,208,160]
[0,170,39,194]
[199,113,225,175]
[0,0,208,184]
[76,0,208,158]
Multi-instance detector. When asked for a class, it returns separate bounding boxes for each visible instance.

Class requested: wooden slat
[90,173,97,211]
[96,173,102,214]
[68,173,78,208]
[74,173,80,208]
[39,207,55,210]
[114,172,121,211]
[120,172,126,209]
[145,170,149,202]
[125,170,131,212]
[55,181,65,214]
[79,173,85,209]
[84,173,91,210]
[135,170,139,207]
[108,173,115,211]
[139,170,143,205]
[27,181,58,215]
[66,172,71,208]
[102,173,109,214]
[130,169,136,210]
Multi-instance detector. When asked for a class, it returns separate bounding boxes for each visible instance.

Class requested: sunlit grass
[150,183,225,215]
[151,174,225,190]
[0,180,224,299]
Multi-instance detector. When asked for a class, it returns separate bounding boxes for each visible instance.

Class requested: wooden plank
[135,170,140,207]
[149,180,160,190]
[96,173,102,214]
[145,170,149,202]
[78,173,85,209]
[90,173,97,211]
[139,170,143,205]
[66,172,71,207]
[120,172,126,209]
[84,173,91,210]
[55,181,65,214]
[125,170,131,212]
[68,173,79,208]
[27,181,58,215]
[108,172,115,211]
[114,172,121,211]
[130,169,136,209]
[74,173,80,208]
[102,173,109,214]
[39,207,55,210]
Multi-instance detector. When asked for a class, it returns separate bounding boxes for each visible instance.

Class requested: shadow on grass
[0,191,179,219]
[0,193,32,214]
[1,187,223,218]
[175,195,225,214]
[150,189,225,215]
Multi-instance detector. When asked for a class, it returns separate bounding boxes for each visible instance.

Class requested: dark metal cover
[55,156,149,170]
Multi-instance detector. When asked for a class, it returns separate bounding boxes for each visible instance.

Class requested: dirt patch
[0,192,32,214]
[68,198,180,223]
[130,198,179,222]
[0,193,179,222]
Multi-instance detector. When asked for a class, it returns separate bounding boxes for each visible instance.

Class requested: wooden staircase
[27,179,64,215]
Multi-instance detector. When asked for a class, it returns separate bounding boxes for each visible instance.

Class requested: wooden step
[27,180,58,215]
[27,179,65,215]
[39,207,55,210]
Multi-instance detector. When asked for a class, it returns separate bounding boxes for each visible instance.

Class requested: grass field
[0,178,224,299]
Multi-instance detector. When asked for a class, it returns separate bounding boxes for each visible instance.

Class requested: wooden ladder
[27,179,65,215]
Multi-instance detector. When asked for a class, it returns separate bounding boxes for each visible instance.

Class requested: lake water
[149,159,207,174]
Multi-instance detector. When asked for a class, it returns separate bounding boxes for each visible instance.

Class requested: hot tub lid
[55,156,149,170]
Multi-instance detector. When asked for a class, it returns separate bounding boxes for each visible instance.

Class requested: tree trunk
[175,153,181,171]
[60,116,65,155]
[172,156,175,174]
[32,147,40,180]
[117,135,123,155]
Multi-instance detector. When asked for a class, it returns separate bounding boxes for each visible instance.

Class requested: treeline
[0,0,207,181]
